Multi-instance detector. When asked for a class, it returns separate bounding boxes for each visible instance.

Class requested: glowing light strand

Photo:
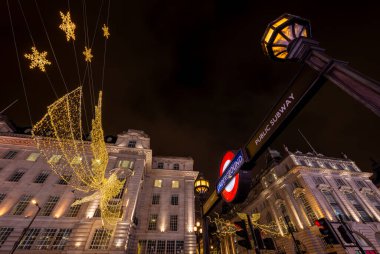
[24,47,51,72]
[32,87,127,228]
[208,213,238,237]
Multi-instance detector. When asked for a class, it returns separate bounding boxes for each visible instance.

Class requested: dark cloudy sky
[1,1,380,189]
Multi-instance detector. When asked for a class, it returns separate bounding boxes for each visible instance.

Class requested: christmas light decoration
[59,11,76,41]
[237,212,287,237]
[102,24,110,39]
[32,87,128,228]
[24,47,51,72]
[208,213,238,237]
[83,47,93,62]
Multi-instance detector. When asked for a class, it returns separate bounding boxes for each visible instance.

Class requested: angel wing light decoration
[32,87,127,228]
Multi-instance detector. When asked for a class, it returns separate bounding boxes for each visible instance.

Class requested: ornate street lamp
[261,13,380,117]
[194,175,210,254]
[10,199,42,254]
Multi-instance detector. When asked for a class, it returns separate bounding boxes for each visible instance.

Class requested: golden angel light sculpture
[32,87,127,228]
[237,212,287,237]
[208,213,239,237]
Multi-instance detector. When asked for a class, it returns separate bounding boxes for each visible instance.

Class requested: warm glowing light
[160,227,165,232]
[24,47,51,72]
[194,226,197,232]
[199,228,203,234]
[59,11,76,41]
[31,199,37,205]
[75,242,81,248]
[115,239,123,247]
[102,24,110,39]
[83,47,93,62]
[196,221,200,227]
[32,87,128,229]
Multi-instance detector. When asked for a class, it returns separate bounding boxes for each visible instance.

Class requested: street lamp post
[194,221,202,254]
[194,175,210,254]
[262,13,380,118]
[10,199,41,254]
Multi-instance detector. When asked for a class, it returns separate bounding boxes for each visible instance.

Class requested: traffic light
[337,225,354,244]
[253,228,265,250]
[234,221,252,249]
[314,218,339,244]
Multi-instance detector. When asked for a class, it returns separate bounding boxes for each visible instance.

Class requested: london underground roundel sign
[219,151,240,202]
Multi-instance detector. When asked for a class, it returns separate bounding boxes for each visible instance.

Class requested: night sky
[1,1,380,191]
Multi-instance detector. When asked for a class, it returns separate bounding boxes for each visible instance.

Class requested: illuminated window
[26,153,40,162]
[34,170,50,184]
[312,176,325,185]
[0,193,6,204]
[176,241,184,253]
[154,180,162,188]
[322,190,348,219]
[334,178,346,188]
[128,140,136,148]
[148,214,158,230]
[297,192,317,225]
[118,160,134,169]
[147,240,156,254]
[0,227,13,246]
[172,181,179,189]
[157,162,164,169]
[169,215,178,231]
[71,156,82,165]
[34,228,57,250]
[171,194,179,205]
[157,240,165,254]
[57,175,72,185]
[51,229,72,250]
[138,240,147,252]
[48,155,61,164]
[345,192,373,222]
[152,194,160,205]
[173,163,179,170]
[40,196,60,216]
[65,199,81,217]
[166,241,175,254]
[89,228,112,250]
[3,151,17,159]
[8,169,25,182]
[12,195,32,215]
[18,228,40,249]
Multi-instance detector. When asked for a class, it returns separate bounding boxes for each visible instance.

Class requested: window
[51,229,72,250]
[34,228,57,250]
[65,199,81,217]
[89,228,112,250]
[173,163,179,170]
[0,193,6,204]
[114,178,127,199]
[128,140,136,148]
[172,180,179,189]
[107,200,122,218]
[310,161,319,168]
[152,194,160,205]
[171,194,179,205]
[166,241,175,254]
[93,206,101,217]
[0,227,13,246]
[355,180,367,189]
[18,228,40,249]
[13,195,32,215]
[322,190,347,219]
[298,192,317,225]
[34,170,50,183]
[8,169,25,182]
[366,193,380,212]
[26,152,40,161]
[336,164,344,170]
[157,162,164,169]
[117,160,134,169]
[169,215,178,231]
[3,151,17,159]
[148,214,158,230]
[48,155,61,164]
[40,196,60,216]
[345,192,373,222]
[334,178,346,187]
[312,176,325,185]
[147,240,156,254]
[57,175,72,185]
[154,180,162,188]
[279,203,296,233]
[347,164,356,171]
[176,241,184,253]
[298,160,307,166]
[157,240,165,254]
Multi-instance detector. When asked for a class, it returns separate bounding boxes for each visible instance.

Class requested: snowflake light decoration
[24,47,52,72]
[83,47,93,62]
[59,11,76,41]
[102,24,110,39]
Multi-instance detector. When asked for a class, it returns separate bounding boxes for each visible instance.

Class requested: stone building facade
[0,115,198,253]
[233,148,380,254]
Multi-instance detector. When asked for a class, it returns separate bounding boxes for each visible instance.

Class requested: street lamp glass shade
[194,226,197,232]
[262,13,311,61]
[199,228,203,234]
[31,199,37,205]
[196,221,201,227]
[194,176,209,194]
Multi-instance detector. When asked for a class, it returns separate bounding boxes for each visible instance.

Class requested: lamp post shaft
[200,194,210,254]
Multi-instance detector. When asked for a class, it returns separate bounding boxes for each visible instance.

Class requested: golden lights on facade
[24,47,52,72]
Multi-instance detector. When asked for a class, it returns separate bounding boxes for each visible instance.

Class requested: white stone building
[233,148,380,254]
[0,115,198,253]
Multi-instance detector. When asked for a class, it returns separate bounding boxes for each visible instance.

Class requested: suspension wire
[101,0,111,91]
[33,0,69,93]
[6,0,33,126]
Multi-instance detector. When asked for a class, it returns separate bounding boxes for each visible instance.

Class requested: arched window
[297,192,317,225]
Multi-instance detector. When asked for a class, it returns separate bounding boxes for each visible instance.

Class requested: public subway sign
[216,150,251,203]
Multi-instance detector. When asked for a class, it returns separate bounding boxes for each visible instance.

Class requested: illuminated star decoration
[102,24,110,39]
[83,47,93,62]
[59,11,76,41]
[24,47,52,72]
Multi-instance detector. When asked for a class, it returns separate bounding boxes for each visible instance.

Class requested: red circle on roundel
[219,151,240,203]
